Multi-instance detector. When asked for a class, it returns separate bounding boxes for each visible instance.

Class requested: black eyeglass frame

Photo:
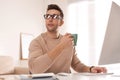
[44,14,63,20]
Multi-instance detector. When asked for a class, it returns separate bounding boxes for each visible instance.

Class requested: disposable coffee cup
[71,34,78,46]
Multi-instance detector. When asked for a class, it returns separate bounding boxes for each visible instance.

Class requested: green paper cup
[71,34,78,46]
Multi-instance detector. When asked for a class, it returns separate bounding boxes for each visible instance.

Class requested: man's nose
[48,17,53,21]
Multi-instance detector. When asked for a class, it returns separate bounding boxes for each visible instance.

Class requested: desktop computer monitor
[99,1,120,65]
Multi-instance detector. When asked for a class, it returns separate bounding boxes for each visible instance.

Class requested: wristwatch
[89,66,94,72]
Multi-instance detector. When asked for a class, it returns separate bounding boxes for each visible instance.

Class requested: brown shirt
[28,32,88,74]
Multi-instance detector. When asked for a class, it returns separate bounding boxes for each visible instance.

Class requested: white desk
[60,75,120,80]
[57,73,120,80]
[0,73,120,80]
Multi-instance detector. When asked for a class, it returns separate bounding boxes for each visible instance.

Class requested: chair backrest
[0,56,14,74]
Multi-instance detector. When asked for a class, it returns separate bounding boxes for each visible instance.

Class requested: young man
[28,4,107,74]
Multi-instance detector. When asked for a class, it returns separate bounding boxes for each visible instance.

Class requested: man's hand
[90,66,107,73]
[60,33,74,47]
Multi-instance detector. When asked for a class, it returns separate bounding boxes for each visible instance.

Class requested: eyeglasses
[44,14,62,20]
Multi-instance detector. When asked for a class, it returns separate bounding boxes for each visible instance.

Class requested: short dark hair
[47,4,64,19]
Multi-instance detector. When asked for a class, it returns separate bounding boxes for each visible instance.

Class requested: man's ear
[59,20,64,26]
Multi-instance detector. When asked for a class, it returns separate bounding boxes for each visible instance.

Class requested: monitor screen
[99,1,120,65]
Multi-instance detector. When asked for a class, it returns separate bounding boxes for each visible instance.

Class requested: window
[67,1,95,65]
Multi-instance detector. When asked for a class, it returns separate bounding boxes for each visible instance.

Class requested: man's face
[44,9,63,32]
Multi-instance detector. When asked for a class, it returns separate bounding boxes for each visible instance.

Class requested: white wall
[0,0,45,66]
[0,0,68,67]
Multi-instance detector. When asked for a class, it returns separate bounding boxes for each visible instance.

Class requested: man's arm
[48,33,74,60]
[71,52,90,72]
[71,49,107,73]
[29,39,53,73]
[29,33,73,73]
